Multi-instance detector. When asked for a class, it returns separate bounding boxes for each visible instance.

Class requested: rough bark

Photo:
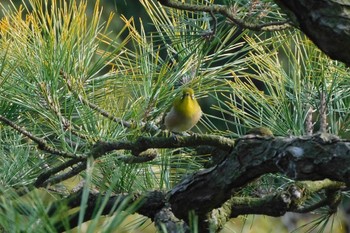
[275,0,350,66]
[168,133,350,220]
[48,134,350,232]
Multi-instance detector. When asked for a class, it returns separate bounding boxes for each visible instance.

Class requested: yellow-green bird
[245,127,274,137]
[164,88,202,133]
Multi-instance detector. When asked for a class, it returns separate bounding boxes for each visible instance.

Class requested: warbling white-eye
[164,88,202,133]
[245,127,274,137]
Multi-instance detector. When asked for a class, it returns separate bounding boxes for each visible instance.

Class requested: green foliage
[213,31,350,137]
[0,0,348,232]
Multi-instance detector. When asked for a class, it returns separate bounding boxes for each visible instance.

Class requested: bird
[245,126,274,137]
[163,88,202,133]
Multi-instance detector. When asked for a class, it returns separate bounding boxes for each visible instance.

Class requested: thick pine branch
[168,133,349,219]
[44,133,350,232]
[274,0,350,65]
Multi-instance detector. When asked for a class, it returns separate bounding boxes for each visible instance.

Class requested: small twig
[294,199,328,213]
[0,115,76,158]
[296,187,342,214]
[39,82,90,141]
[325,190,342,214]
[38,82,69,128]
[60,71,134,129]
[41,161,87,187]
[305,104,314,136]
[319,90,328,133]
[60,71,162,135]
[202,10,217,40]
[78,95,134,128]
[157,0,293,31]
[34,157,85,187]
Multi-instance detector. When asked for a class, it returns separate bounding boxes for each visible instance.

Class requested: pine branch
[231,180,343,217]
[31,133,350,232]
[35,150,158,188]
[157,0,293,31]
[32,134,234,189]
[207,180,343,232]
[90,134,235,157]
[61,71,135,129]
[60,71,163,134]
[33,157,85,188]
[40,161,87,187]
[168,133,349,220]
[0,115,76,159]
[46,174,344,233]
[32,132,346,197]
